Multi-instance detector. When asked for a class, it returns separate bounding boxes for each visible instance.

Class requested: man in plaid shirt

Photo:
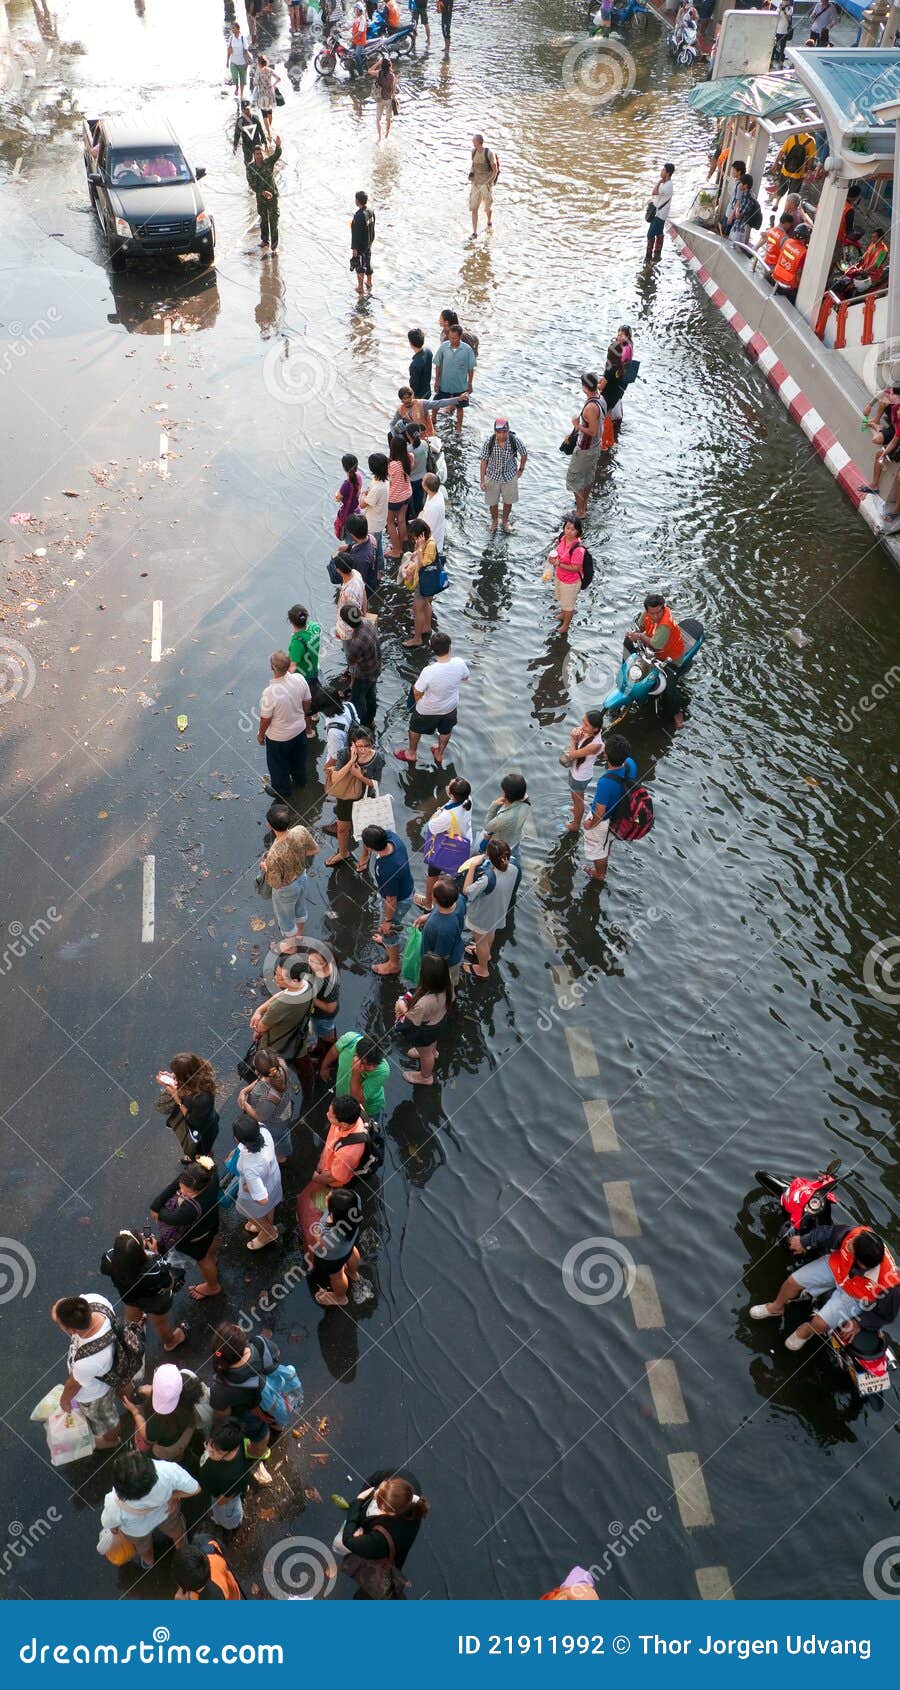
[479,417,527,534]
[340,606,382,726]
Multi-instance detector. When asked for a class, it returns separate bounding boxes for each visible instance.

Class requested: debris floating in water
[785,627,809,649]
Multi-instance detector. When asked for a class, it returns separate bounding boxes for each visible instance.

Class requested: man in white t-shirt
[101,1452,200,1569]
[258,650,311,800]
[421,473,446,557]
[226,21,250,95]
[52,1293,122,1447]
[395,632,469,766]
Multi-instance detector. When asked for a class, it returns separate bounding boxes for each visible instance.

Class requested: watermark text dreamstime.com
[0,910,61,976]
[0,1510,62,1578]
[0,308,62,379]
[836,665,900,735]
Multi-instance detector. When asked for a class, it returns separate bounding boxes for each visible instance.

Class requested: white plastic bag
[352,782,395,842]
[47,1407,94,1466]
[30,1383,64,1423]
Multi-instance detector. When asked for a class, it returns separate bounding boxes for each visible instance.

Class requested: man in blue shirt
[583,734,637,885]
[417,876,468,984]
[430,323,476,436]
[359,825,414,976]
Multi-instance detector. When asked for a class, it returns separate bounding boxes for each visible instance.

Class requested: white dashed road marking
[695,1566,735,1600]
[668,1452,715,1529]
[565,1026,599,1078]
[628,1264,665,1330]
[603,1180,641,1237]
[150,600,163,662]
[141,855,156,944]
[583,1097,618,1153]
[645,1358,688,1425]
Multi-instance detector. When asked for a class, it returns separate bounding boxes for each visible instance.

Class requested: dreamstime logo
[0,639,36,704]
[561,38,636,107]
[0,1509,62,1579]
[862,938,900,1006]
[0,1240,36,1305]
[590,1508,661,1580]
[863,1536,900,1599]
[836,665,900,734]
[0,909,61,978]
[262,337,337,407]
[262,1535,338,1599]
[561,1237,636,1306]
[0,308,61,379]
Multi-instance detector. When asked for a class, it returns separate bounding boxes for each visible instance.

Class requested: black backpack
[580,549,595,590]
[364,208,375,247]
[781,138,809,176]
[472,146,499,182]
[334,1120,385,1180]
[746,196,763,231]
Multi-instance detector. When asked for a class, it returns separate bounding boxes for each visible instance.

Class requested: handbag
[352,782,395,842]
[423,808,470,874]
[645,200,656,223]
[341,1525,410,1599]
[275,86,286,106]
[418,561,448,598]
[400,924,423,987]
[391,95,400,115]
[559,426,578,456]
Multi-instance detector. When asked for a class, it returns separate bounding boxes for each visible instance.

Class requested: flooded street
[2,0,900,1602]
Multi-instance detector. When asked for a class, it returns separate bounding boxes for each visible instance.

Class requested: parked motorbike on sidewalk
[755,1160,896,1398]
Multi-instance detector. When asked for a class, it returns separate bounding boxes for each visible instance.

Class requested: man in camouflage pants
[246,137,282,252]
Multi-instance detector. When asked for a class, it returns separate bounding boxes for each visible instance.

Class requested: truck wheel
[110,246,126,273]
[198,237,215,267]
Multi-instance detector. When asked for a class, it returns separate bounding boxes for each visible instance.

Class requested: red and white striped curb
[670,230,883,536]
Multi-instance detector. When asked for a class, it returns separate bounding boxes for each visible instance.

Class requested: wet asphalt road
[1,0,900,1604]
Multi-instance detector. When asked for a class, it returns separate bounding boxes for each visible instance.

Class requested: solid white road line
[695,1566,734,1600]
[150,600,163,662]
[141,855,156,943]
[668,1452,715,1529]
[163,318,172,348]
[565,1026,599,1078]
[628,1264,665,1329]
[12,156,22,177]
[645,1358,688,1425]
[603,1180,641,1237]
[583,1097,618,1154]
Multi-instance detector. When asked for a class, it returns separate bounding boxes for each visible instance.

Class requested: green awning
[688,74,808,120]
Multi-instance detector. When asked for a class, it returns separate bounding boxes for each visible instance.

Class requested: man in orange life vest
[624,593,688,727]
[750,1225,900,1352]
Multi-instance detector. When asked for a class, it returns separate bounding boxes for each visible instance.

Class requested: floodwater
[1,0,900,1603]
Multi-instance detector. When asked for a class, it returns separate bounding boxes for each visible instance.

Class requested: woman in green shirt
[287,604,321,685]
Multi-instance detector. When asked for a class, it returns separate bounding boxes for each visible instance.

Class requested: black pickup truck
[83,114,215,271]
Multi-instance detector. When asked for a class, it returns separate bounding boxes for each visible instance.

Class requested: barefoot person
[358,826,415,976]
[561,709,605,834]
[583,734,637,886]
[462,839,517,979]
[394,632,469,767]
[394,952,453,1085]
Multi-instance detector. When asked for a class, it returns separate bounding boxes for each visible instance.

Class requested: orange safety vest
[763,226,786,270]
[771,236,807,290]
[386,0,401,23]
[642,604,685,663]
[184,1541,242,1601]
[828,1227,900,1305]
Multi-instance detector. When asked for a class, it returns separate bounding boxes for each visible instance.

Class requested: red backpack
[606,770,655,842]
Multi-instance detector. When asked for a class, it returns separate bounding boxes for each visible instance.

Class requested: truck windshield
[108,147,191,186]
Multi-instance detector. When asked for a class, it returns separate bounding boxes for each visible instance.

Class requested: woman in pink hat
[123,1364,210,1461]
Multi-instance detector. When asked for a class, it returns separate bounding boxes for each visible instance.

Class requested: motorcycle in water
[590,0,647,29]
[755,1159,896,1398]
[600,617,704,725]
[314,24,414,79]
[667,16,698,65]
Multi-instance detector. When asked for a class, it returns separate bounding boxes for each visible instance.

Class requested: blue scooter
[601,617,705,725]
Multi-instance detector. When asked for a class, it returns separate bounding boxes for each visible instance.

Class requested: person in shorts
[583,735,636,886]
[469,133,499,234]
[561,709,605,834]
[350,189,375,298]
[226,22,250,94]
[479,418,527,534]
[411,0,431,44]
[394,631,469,766]
[52,1294,124,1449]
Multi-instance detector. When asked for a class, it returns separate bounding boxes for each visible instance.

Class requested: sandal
[315,1289,349,1306]
[189,1282,221,1300]
[325,853,351,867]
[393,749,417,763]
[164,1320,190,1351]
[413,894,432,910]
[463,961,490,979]
[247,1232,279,1251]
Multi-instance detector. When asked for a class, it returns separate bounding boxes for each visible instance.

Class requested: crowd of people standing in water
[37,5,706,1604]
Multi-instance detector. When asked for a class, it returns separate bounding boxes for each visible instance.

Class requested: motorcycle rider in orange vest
[750,1225,900,1351]
[624,594,688,727]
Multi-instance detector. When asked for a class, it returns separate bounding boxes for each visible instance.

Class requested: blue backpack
[260,1362,304,1429]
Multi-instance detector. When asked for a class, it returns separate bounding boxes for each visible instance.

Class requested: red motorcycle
[756,1158,896,1398]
